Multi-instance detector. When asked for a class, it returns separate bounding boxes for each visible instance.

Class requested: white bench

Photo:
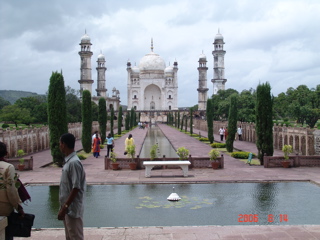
[143,161,191,177]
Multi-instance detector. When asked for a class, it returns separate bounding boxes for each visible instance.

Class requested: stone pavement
[15,123,320,239]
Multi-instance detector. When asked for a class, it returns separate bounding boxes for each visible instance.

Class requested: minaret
[78,31,93,96]
[96,52,107,97]
[197,52,208,110]
[212,30,227,95]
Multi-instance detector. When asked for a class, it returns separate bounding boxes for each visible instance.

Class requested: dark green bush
[77,154,86,160]
[2,123,9,128]
[211,143,226,148]
[199,137,209,141]
[231,151,256,159]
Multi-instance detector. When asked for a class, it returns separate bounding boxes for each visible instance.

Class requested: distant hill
[0,90,41,104]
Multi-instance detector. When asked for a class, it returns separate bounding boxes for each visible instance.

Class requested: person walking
[124,134,135,154]
[105,133,114,158]
[219,127,225,141]
[237,126,242,141]
[0,142,25,240]
[224,127,228,141]
[58,133,86,240]
[92,134,101,158]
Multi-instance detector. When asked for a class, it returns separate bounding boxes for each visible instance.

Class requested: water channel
[24,182,320,228]
[139,124,178,158]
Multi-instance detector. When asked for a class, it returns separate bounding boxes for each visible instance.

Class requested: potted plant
[110,151,119,170]
[17,149,25,171]
[150,144,158,161]
[127,144,137,170]
[176,147,189,160]
[209,149,220,169]
[281,144,293,168]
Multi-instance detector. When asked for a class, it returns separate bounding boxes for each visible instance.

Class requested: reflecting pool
[24,182,320,228]
[139,124,178,158]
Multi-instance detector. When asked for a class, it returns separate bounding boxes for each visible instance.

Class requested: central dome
[139,51,166,71]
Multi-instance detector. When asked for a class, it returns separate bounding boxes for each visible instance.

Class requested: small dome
[214,32,224,41]
[139,51,166,71]
[98,53,105,60]
[199,53,206,60]
[132,66,140,73]
[81,33,91,43]
[165,65,174,73]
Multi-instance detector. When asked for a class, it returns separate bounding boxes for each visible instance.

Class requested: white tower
[96,52,107,97]
[197,53,208,110]
[212,30,227,94]
[78,32,93,96]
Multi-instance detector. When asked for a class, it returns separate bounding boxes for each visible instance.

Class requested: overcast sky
[0,0,319,107]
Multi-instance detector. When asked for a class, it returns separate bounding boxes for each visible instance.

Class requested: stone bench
[143,161,191,177]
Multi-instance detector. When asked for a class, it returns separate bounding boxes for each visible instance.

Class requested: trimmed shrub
[199,137,209,141]
[231,152,256,159]
[77,154,87,160]
[2,123,9,128]
[211,143,226,148]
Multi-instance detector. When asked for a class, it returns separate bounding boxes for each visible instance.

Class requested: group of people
[138,122,148,129]
[91,131,115,158]
[218,126,243,141]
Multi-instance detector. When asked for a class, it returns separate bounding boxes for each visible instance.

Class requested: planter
[111,163,120,170]
[18,164,25,171]
[211,161,220,169]
[281,161,290,168]
[129,162,137,170]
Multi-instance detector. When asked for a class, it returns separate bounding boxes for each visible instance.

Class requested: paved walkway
[15,124,320,239]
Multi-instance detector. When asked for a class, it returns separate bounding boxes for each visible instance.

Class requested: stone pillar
[314,130,320,155]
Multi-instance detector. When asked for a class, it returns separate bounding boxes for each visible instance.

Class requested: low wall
[263,155,320,168]
[105,155,224,170]
[7,156,33,170]
[0,121,117,158]
[192,119,317,156]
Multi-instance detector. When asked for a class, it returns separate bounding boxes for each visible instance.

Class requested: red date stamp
[238,214,288,223]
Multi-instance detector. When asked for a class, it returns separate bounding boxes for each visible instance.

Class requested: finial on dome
[218,28,220,34]
[85,29,87,34]
[151,38,154,52]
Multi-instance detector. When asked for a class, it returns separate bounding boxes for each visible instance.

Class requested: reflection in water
[24,182,320,228]
[139,124,178,158]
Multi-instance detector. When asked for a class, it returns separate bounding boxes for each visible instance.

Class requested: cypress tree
[81,90,92,153]
[190,108,193,135]
[180,115,184,131]
[98,98,106,144]
[177,110,180,129]
[256,82,274,165]
[118,106,123,135]
[207,99,214,143]
[130,108,134,129]
[48,71,68,166]
[185,114,187,132]
[226,94,238,152]
[125,111,130,130]
[110,106,114,137]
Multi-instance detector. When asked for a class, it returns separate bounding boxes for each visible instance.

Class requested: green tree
[98,98,106,144]
[206,98,214,143]
[91,101,99,121]
[0,96,11,110]
[47,71,68,166]
[177,110,180,129]
[256,82,274,165]
[238,89,255,123]
[125,111,130,130]
[0,105,33,127]
[81,90,92,153]
[180,114,184,131]
[189,108,193,135]
[110,106,114,137]
[118,106,123,135]
[130,108,134,129]
[15,95,47,123]
[65,86,81,123]
[226,94,238,152]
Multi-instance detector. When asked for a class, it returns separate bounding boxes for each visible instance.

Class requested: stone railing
[104,155,224,170]
[0,121,117,158]
[192,119,318,156]
[263,154,320,168]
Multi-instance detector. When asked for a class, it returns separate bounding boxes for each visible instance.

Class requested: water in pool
[24,182,320,228]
